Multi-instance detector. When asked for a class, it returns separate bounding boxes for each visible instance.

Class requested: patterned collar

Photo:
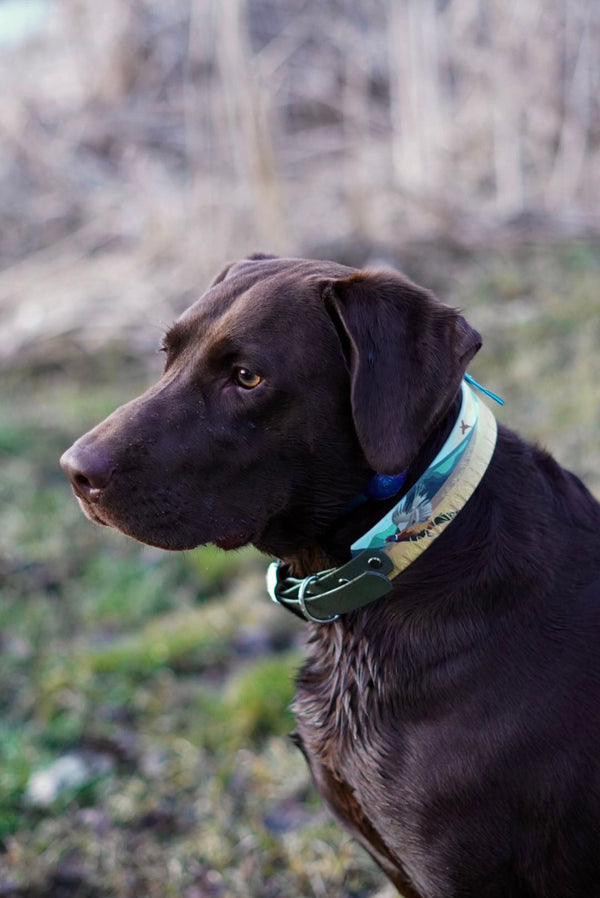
[267,381,499,622]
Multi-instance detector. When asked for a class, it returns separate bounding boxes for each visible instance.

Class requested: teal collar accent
[267,380,499,622]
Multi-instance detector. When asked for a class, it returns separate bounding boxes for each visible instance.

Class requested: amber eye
[234,367,262,389]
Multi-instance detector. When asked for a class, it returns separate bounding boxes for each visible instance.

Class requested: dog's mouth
[74,490,255,552]
[75,494,109,527]
[214,533,251,551]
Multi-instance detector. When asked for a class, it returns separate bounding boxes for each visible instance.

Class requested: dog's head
[60,255,480,555]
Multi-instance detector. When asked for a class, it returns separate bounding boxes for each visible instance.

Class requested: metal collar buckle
[297,574,339,623]
[267,551,395,623]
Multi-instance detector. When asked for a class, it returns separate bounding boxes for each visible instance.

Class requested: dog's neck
[283,390,466,581]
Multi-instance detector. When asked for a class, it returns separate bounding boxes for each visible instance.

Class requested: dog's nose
[60,442,114,502]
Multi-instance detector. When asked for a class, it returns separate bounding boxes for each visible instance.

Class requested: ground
[1,242,599,897]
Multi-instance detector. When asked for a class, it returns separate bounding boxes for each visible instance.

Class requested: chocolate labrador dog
[61,255,600,898]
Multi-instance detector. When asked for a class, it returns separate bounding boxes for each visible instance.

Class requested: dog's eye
[234,367,262,389]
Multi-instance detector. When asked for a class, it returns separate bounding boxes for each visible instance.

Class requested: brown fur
[62,255,600,897]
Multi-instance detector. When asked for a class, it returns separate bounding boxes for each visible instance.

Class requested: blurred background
[1,1,599,896]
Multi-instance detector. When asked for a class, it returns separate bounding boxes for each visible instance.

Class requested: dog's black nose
[60,442,114,502]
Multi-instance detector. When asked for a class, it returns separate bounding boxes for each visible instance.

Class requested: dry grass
[1,0,600,368]
[1,4,600,895]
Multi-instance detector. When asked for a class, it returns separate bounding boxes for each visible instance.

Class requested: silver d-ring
[298,574,339,624]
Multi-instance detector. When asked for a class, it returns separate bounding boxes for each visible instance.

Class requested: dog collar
[267,380,499,622]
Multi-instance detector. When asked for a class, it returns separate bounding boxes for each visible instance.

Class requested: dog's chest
[293,622,385,764]
[292,623,421,848]
[292,623,425,887]
[292,622,504,897]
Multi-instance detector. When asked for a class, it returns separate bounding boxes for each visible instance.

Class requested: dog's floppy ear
[322,269,481,474]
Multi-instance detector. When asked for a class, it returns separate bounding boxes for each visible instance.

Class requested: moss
[217,653,301,749]
[87,602,242,676]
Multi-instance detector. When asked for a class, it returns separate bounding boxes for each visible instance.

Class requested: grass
[0,360,384,897]
[0,242,599,896]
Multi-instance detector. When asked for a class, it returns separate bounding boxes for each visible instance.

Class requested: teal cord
[464,373,505,406]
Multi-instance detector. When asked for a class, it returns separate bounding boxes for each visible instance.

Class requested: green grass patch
[201,652,301,751]
[1,242,599,894]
